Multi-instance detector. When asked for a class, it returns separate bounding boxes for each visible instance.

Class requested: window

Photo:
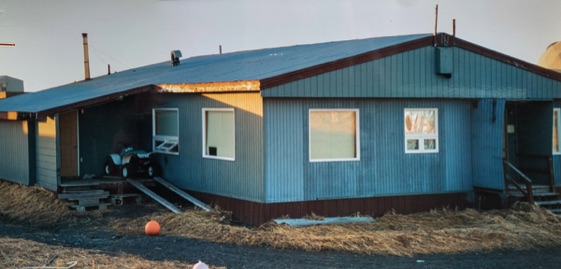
[553,108,560,154]
[309,109,360,162]
[203,108,235,160]
[152,108,179,154]
[404,108,438,153]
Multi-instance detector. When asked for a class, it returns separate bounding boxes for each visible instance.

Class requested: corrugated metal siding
[36,116,58,191]
[471,99,505,190]
[263,99,305,202]
[153,92,264,202]
[264,98,473,203]
[0,120,30,184]
[262,46,561,99]
[554,156,561,186]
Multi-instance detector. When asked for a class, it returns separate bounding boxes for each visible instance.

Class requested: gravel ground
[2,219,561,269]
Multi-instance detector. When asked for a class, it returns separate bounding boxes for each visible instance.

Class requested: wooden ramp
[127,179,181,214]
[153,177,212,212]
[127,177,212,213]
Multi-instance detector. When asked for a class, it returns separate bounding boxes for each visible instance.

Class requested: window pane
[404,108,438,153]
[155,110,178,136]
[206,110,234,158]
[424,139,436,150]
[310,110,357,160]
[407,139,419,150]
[554,109,560,153]
[405,110,436,134]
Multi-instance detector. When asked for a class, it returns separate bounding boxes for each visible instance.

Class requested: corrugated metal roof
[0,33,431,115]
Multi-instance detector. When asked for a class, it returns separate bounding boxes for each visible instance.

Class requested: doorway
[504,101,553,185]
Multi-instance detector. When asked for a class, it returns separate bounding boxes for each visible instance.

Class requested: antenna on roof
[433,4,438,46]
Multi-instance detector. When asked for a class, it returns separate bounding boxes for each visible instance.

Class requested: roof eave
[156,80,261,93]
[441,33,561,82]
[33,85,156,119]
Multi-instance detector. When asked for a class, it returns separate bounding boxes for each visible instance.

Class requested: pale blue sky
[1,0,560,92]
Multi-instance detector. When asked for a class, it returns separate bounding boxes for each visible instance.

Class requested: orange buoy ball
[145,220,160,236]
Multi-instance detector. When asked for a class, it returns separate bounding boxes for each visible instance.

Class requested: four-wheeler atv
[103,147,160,178]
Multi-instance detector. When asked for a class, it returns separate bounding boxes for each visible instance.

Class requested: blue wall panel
[264,98,473,203]
[153,92,264,202]
[263,99,305,202]
[471,99,505,190]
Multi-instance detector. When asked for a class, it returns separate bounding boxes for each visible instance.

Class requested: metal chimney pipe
[82,33,91,80]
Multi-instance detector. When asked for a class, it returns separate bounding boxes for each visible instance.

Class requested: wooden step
[536,200,561,206]
[507,185,551,192]
[546,208,561,214]
[58,190,110,200]
[508,192,559,198]
[59,181,101,188]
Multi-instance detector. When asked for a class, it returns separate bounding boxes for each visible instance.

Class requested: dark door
[59,110,79,177]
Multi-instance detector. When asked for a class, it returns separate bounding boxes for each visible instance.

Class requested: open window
[309,109,360,162]
[203,108,235,161]
[553,108,560,154]
[152,108,179,155]
[404,108,438,153]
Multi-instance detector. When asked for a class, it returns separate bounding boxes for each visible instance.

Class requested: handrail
[503,161,533,184]
[503,160,534,203]
[515,154,555,192]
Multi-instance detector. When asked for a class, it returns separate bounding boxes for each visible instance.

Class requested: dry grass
[0,180,79,225]
[114,204,561,257]
[0,237,200,269]
[3,179,561,264]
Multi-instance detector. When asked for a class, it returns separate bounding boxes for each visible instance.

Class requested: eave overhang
[156,80,261,93]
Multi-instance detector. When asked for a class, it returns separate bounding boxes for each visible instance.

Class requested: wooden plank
[127,179,181,214]
[152,177,212,212]
[71,203,110,212]
[58,191,109,200]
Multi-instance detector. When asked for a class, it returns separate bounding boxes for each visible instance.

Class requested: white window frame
[553,108,561,155]
[202,108,236,161]
[309,109,361,162]
[152,108,179,155]
[404,108,439,154]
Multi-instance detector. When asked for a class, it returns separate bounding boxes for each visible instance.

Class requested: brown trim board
[189,191,469,226]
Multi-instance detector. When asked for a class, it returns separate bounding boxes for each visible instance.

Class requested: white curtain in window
[310,110,356,160]
[206,110,235,158]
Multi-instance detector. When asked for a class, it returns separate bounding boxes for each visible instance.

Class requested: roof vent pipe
[82,33,91,80]
[171,50,182,66]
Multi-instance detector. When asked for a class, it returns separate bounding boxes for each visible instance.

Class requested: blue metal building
[1,33,561,224]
